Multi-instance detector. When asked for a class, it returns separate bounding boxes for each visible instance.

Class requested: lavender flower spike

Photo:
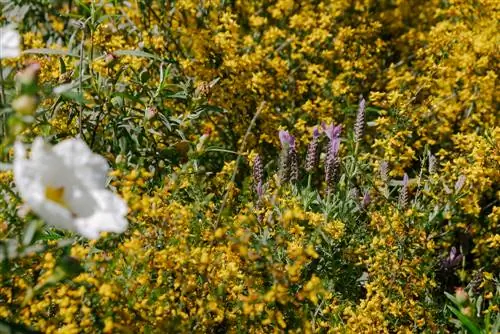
[279,130,295,149]
[441,246,463,270]
[289,145,299,182]
[455,175,466,193]
[354,95,366,143]
[428,153,437,175]
[399,173,409,209]
[253,155,264,197]
[278,130,297,183]
[325,137,341,194]
[379,161,389,183]
[305,126,321,173]
[361,190,371,208]
[322,122,342,141]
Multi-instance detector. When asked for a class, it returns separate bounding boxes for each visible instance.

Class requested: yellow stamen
[45,186,68,208]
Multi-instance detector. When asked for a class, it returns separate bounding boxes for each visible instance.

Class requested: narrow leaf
[23,48,79,57]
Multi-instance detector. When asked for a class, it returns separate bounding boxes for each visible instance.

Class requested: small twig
[0,60,5,106]
[265,39,292,60]
[215,102,265,227]
[0,60,6,137]
[78,27,85,137]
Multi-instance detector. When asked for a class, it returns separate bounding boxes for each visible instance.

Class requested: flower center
[45,186,69,208]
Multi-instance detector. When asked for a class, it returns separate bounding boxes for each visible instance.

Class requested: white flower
[13,137,128,239]
[0,25,21,59]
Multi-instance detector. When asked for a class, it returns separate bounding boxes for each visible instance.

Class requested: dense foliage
[0,0,498,333]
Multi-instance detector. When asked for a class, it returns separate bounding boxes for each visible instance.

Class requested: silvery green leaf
[0,239,18,261]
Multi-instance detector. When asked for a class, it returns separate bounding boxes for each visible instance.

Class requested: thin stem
[215,102,265,228]
[0,60,5,137]
[0,60,5,105]
[78,27,85,137]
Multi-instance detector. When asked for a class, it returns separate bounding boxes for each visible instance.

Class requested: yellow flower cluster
[0,0,497,332]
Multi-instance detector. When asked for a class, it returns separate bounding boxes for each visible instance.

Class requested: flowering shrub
[0,0,498,333]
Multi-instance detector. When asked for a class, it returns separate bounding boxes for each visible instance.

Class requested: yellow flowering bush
[0,0,498,332]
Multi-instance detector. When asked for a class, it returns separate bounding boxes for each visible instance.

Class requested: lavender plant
[305,126,320,174]
[321,122,341,196]
[278,130,298,184]
[399,173,409,209]
[354,96,366,146]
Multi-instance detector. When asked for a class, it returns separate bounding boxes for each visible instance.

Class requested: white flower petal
[13,137,129,239]
[74,212,128,240]
[13,142,75,232]
[29,138,75,188]
[72,189,128,239]
[52,138,109,188]
[92,189,128,216]
[30,197,75,233]
[0,26,21,59]
[64,186,98,217]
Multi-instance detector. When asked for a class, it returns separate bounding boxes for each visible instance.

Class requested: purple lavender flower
[325,137,341,195]
[305,126,320,173]
[441,247,463,270]
[289,147,299,182]
[256,182,264,199]
[278,130,298,183]
[253,155,264,197]
[428,153,437,175]
[380,161,389,183]
[279,130,295,149]
[362,190,371,208]
[399,173,409,209]
[354,96,366,143]
[322,122,342,141]
[454,175,466,193]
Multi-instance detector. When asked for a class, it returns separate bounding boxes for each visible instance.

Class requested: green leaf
[0,239,18,262]
[57,255,84,277]
[61,91,88,104]
[113,49,162,61]
[476,295,483,317]
[447,305,482,334]
[22,221,39,246]
[111,96,124,108]
[167,91,188,99]
[59,57,67,74]
[23,48,79,57]
[445,291,459,306]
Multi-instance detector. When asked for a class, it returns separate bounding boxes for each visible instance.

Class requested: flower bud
[196,133,209,153]
[461,306,472,317]
[195,81,211,99]
[115,154,126,165]
[105,52,117,66]
[15,63,41,87]
[455,287,468,305]
[145,106,157,120]
[12,95,38,115]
